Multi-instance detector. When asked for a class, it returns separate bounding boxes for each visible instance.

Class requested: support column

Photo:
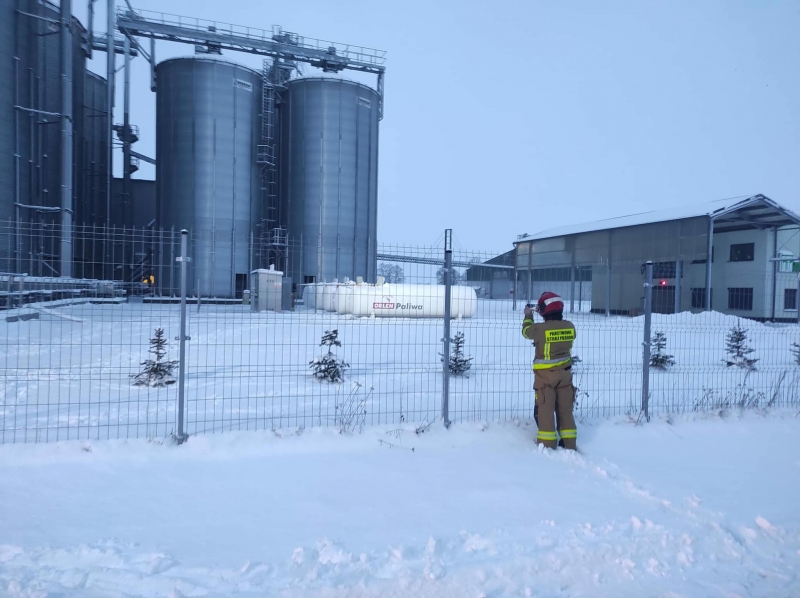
[704,217,714,311]
[569,243,576,313]
[606,230,612,317]
[106,0,115,228]
[511,250,517,311]
[770,227,778,322]
[527,242,532,302]
[149,38,156,91]
[674,259,682,314]
[122,35,131,228]
[60,0,73,278]
[87,0,94,58]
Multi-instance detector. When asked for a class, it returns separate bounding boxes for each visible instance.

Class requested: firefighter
[522,292,577,450]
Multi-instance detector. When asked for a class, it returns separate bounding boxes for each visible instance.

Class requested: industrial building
[465,250,516,299]
[513,194,800,321]
[0,1,386,298]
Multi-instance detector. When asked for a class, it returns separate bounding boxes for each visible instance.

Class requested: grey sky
[74,0,800,250]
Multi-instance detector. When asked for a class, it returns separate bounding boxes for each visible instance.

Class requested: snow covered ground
[1,411,799,597]
[2,300,799,443]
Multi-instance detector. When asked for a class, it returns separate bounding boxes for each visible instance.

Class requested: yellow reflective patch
[537,431,558,440]
[559,429,578,439]
[532,358,572,370]
[545,329,576,343]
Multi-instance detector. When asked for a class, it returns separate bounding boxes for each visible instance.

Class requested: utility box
[251,267,283,313]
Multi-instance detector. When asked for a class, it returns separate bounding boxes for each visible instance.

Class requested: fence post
[642,260,653,421]
[174,229,191,444]
[512,261,517,311]
[442,229,452,428]
[17,276,24,309]
[606,231,612,317]
[569,250,576,313]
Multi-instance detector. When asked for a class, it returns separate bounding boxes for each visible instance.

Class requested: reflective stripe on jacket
[522,318,576,371]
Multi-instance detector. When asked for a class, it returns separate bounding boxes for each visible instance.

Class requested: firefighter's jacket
[521,317,576,371]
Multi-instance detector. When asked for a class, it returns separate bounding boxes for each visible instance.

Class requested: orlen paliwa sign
[373,297,423,311]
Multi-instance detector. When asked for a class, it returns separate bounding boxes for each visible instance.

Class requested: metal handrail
[117,8,386,66]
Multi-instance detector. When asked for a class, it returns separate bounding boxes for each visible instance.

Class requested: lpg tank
[156,58,262,298]
[279,78,379,286]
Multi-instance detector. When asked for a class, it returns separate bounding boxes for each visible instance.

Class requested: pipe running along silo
[279,78,380,287]
[156,58,262,298]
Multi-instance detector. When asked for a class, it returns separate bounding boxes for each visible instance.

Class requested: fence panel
[1,223,183,443]
[1,221,799,444]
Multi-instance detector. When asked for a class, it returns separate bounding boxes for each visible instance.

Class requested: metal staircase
[257,59,278,223]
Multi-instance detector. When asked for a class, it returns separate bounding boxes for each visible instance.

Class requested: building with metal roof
[512,194,800,321]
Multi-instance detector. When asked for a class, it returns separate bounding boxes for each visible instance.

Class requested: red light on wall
[660,280,667,286]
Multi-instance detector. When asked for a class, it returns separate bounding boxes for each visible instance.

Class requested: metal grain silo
[0,0,15,229]
[73,71,108,280]
[77,71,109,229]
[279,78,380,285]
[156,58,262,298]
[0,0,89,274]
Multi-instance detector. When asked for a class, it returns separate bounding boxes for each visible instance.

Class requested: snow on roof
[519,194,800,242]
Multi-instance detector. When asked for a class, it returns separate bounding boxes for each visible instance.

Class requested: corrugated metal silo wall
[0,0,15,233]
[41,2,62,222]
[74,71,109,279]
[5,0,55,273]
[77,72,109,228]
[112,177,155,229]
[279,78,380,285]
[0,0,90,275]
[156,58,262,298]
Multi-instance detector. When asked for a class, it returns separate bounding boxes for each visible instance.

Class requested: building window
[778,251,796,273]
[786,289,798,311]
[532,267,570,282]
[529,266,592,282]
[729,243,755,262]
[728,287,753,311]
[516,242,531,268]
[691,288,712,309]
[650,261,682,279]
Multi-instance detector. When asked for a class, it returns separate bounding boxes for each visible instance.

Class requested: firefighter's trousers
[534,367,577,450]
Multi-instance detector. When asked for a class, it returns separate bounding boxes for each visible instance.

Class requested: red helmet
[537,291,564,316]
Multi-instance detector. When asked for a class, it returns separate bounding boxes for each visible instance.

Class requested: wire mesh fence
[1,221,799,443]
